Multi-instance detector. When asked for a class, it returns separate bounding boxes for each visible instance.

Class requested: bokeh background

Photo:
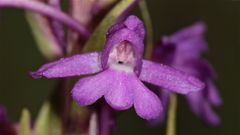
[0,0,239,134]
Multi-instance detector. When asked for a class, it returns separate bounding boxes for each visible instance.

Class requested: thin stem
[139,0,153,59]
[62,79,72,135]
[166,94,177,135]
[0,0,90,39]
[89,112,99,135]
[99,102,115,135]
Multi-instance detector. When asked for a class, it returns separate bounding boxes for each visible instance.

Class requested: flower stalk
[99,103,114,135]
[166,94,177,135]
[139,0,153,59]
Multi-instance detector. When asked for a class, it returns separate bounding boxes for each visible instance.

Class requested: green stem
[139,0,153,59]
[166,94,177,135]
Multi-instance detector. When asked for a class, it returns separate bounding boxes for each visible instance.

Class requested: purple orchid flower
[153,22,222,126]
[31,15,204,120]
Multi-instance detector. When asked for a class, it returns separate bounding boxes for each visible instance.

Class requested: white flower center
[108,41,136,72]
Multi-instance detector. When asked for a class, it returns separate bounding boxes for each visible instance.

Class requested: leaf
[25,12,63,60]
[19,109,31,135]
[34,102,61,135]
[83,0,137,52]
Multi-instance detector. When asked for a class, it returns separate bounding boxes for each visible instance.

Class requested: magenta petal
[104,70,134,110]
[202,102,221,126]
[155,22,208,65]
[102,15,145,75]
[187,92,220,126]
[132,78,162,120]
[207,80,222,106]
[72,70,111,106]
[186,92,202,116]
[140,60,205,94]
[170,22,206,44]
[157,89,170,123]
[31,52,102,78]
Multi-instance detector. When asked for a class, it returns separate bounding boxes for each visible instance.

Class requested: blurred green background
[0,0,239,134]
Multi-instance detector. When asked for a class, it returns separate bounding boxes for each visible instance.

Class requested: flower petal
[207,80,222,106]
[132,77,162,120]
[72,70,111,106]
[157,89,170,122]
[140,60,205,94]
[104,70,134,110]
[31,52,102,78]
[102,15,145,75]
[202,102,221,126]
[186,92,220,126]
[182,59,217,80]
[155,22,208,65]
[147,88,170,125]
[170,22,206,44]
[173,37,207,64]
[186,91,202,116]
